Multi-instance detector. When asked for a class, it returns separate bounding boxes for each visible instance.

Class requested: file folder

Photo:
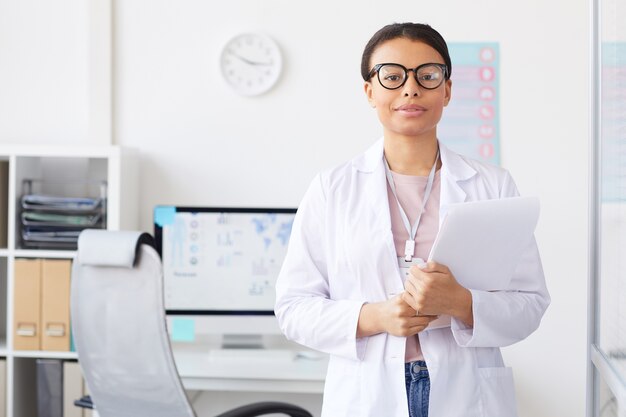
[21,211,102,227]
[41,259,72,351]
[63,361,84,417]
[0,359,6,417]
[0,161,8,248]
[21,194,103,212]
[37,359,62,417]
[13,259,42,350]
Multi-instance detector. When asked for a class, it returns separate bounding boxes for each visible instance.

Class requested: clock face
[220,33,283,96]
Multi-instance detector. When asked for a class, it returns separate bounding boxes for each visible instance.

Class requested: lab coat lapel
[352,139,392,234]
[352,139,401,296]
[438,142,477,227]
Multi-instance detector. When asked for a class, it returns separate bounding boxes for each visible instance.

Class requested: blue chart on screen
[159,209,296,313]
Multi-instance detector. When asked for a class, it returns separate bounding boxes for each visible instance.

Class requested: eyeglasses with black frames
[368,63,448,90]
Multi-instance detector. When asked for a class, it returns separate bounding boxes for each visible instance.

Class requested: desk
[173,348,328,394]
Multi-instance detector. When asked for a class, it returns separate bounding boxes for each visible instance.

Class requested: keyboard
[208,348,298,361]
[206,348,327,362]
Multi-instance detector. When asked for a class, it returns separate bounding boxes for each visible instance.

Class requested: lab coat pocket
[477,367,518,417]
[322,356,361,416]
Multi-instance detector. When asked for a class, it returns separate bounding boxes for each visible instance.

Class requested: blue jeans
[405,360,430,417]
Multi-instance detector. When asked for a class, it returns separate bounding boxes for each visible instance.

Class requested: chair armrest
[214,401,313,417]
[73,395,94,409]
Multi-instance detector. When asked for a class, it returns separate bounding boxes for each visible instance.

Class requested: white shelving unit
[0,144,137,417]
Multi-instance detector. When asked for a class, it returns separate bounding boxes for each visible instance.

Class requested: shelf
[0,145,137,417]
[11,350,78,360]
[0,144,123,159]
[13,249,76,259]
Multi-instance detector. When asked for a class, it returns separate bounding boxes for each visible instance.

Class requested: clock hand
[230,52,272,66]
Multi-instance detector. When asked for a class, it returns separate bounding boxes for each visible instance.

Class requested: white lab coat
[275,139,550,417]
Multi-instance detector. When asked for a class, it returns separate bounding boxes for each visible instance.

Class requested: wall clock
[220,33,283,96]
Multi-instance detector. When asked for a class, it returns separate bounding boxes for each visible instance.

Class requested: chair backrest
[71,230,196,417]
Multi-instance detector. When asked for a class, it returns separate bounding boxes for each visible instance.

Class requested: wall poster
[439,43,500,165]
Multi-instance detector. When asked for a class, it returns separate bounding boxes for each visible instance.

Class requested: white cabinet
[0,145,137,417]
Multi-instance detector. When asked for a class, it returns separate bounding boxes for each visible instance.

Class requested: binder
[63,362,84,417]
[0,161,8,248]
[13,259,42,350]
[41,260,72,351]
[36,359,63,417]
[0,359,6,417]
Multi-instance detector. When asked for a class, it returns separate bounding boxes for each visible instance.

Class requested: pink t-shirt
[386,169,441,362]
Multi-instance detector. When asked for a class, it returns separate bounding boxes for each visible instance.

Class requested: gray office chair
[71,229,313,417]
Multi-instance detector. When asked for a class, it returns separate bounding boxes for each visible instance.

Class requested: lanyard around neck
[384,149,439,261]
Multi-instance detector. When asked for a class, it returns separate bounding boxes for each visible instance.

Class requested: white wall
[0,0,89,144]
[0,1,589,416]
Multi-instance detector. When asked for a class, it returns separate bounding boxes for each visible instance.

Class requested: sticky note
[171,318,195,342]
[155,206,176,227]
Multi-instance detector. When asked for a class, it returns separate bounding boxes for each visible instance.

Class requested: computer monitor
[154,206,297,348]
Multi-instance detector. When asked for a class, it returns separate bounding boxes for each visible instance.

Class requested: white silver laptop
[428,196,540,291]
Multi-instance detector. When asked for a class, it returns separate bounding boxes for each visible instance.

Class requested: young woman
[275,23,550,417]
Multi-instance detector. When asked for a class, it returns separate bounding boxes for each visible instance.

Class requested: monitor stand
[209,335,300,361]
[221,334,264,350]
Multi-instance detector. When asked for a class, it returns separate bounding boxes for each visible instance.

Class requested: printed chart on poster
[161,211,295,311]
[438,43,500,165]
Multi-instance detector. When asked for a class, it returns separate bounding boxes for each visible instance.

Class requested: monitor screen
[154,207,296,316]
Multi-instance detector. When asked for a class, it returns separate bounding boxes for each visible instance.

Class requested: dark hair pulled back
[360,23,452,81]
